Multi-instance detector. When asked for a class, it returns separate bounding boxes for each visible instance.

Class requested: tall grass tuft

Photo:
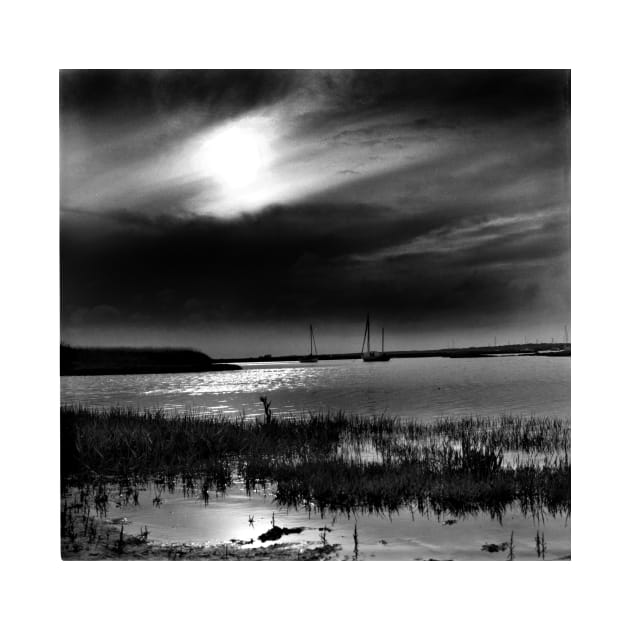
[61,405,570,520]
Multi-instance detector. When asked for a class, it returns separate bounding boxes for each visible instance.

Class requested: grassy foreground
[61,406,570,520]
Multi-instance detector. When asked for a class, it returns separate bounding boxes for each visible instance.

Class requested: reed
[61,405,570,520]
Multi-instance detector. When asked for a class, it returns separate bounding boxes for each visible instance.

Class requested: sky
[60,70,570,357]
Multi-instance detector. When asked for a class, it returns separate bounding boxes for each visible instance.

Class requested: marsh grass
[61,406,570,521]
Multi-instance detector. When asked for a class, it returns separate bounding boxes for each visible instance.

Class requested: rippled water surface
[61,356,570,419]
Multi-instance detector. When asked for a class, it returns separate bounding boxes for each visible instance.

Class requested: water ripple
[61,357,570,420]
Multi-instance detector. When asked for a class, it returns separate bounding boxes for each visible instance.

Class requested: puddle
[66,481,570,560]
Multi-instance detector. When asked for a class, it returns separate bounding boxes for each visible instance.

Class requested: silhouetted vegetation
[60,344,241,375]
[61,406,570,521]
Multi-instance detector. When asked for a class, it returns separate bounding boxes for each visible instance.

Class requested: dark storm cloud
[61,69,297,118]
[292,70,569,133]
[372,70,569,119]
[61,69,568,123]
[61,197,568,331]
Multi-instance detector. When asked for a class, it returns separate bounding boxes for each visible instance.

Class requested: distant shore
[61,345,241,376]
[217,342,571,364]
[60,342,569,376]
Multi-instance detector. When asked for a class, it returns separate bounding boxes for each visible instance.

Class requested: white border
[4,1,629,628]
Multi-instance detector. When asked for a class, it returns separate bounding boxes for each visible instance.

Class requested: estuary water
[61,355,571,559]
[61,356,570,420]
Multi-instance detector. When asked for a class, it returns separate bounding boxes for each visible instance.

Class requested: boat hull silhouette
[362,351,390,362]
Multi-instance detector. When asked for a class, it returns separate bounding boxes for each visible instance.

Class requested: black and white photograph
[10,0,630,626]
[59,69,571,561]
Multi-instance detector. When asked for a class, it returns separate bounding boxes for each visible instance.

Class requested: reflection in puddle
[64,481,570,560]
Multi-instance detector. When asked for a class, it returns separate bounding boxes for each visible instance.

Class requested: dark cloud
[61,70,569,125]
[61,199,569,337]
[294,70,569,135]
[349,70,569,119]
[60,69,298,119]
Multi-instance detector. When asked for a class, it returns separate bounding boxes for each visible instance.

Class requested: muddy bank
[61,521,341,561]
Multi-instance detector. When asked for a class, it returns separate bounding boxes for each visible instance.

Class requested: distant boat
[300,324,318,363]
[361,314,390,362]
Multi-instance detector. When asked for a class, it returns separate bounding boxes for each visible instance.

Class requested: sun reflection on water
[61,357,570,421]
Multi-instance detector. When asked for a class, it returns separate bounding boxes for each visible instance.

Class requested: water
[61,356,570,559]
[78,482,569,561]
[61,356,570,420]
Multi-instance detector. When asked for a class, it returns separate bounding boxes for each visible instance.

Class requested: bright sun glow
[197,120,269,193]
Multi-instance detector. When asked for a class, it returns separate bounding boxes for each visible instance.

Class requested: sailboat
[299,324,318,363]
[361,314,390,362]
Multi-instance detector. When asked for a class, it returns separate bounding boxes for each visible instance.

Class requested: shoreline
[60,344,241,376]
[61,520,341,561]
[217,343,571,363]
[59,343,570,377]
[61,363,241,376]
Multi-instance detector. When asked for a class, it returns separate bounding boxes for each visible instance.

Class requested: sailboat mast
[310,324,313,356]
[367,314,370,353]
[382,327,384,353]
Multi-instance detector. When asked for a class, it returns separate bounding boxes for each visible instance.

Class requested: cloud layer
[60,70,570,354]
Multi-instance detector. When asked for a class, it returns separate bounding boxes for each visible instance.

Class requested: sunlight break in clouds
[61,98,443,218]
[60,71,570,354]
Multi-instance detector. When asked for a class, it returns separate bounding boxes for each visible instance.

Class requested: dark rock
[258,526,305,542]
